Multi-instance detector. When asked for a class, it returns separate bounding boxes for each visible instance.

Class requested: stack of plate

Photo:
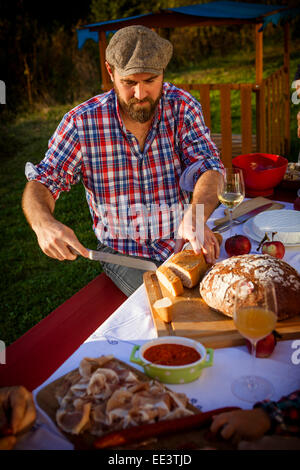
[243,209,300,246]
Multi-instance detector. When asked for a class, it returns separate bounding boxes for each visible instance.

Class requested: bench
[0,274,127,391]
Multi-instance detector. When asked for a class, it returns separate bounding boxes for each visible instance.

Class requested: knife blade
[87,250,158,271]
[69,246,158,271]
[212,202,274,233]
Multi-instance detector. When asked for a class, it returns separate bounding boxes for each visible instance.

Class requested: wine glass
[217,168,245,236]
[231,279,278,403]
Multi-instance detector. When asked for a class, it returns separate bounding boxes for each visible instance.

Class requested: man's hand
[22,181,89,261]
[174,204,220,264]
[33,219,89,261]
[0,386,37,450]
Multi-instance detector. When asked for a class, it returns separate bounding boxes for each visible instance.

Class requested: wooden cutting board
[36,358,236,450]
[213,196,284,226]
[144,271,300,349]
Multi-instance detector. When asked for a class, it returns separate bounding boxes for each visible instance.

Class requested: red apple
[257,232,285,259]
[225,235,251,257]
[245,331,281,358]
[262,240,285,259]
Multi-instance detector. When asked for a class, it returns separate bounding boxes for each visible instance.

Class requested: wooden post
[283,22,290,155]
[255,23,263,85]
[220,84,232,168]
[255,23,266,152]
[98,31,111,91]
[240,84,253,154]
[199,84,211,130]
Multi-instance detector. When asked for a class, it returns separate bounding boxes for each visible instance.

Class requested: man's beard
[115,85,163,123]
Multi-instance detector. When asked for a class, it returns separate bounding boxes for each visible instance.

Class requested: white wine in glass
[231,280,278,403]
[217,168,245,236]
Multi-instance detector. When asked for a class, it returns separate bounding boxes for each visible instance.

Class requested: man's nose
[134,83,147,101]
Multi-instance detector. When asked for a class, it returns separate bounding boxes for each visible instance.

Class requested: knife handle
[67,246,81,256]
[212,223,231,233]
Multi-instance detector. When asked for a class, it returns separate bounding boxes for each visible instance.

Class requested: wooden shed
[77,1,299,167]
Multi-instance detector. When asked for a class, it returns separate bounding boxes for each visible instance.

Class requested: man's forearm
[22,181,88,260]
[191,170,222,222]
[22,181,56,231]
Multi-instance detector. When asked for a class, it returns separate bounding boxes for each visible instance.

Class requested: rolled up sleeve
[25,112,82,201]
[178,100,224,192]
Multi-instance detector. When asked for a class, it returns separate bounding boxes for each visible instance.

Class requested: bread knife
[212,202,274,233]
[70,247,158,271]
[88,250,158,271]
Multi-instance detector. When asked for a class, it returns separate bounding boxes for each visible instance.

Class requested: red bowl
[232,153,288,197]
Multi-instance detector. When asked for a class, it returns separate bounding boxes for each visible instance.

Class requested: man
[22,25,224,297]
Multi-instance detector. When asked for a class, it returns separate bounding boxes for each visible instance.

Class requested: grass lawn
[1,38,300,346]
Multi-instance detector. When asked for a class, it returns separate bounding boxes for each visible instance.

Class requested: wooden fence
[263,66,289,157]
[101,70,290,168]
[177,68,289,168]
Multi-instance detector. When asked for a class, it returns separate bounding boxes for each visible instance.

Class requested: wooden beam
[199,84,211,130]
[240,84,253,154]
[283,22,290,155]
[98,31,111,91]
[87,12,256,32]
[220,84,232,167]
[255,23,265,152]
[256,81,266,152]
[255,23,263,85]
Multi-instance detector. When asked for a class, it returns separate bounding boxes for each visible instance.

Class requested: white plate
[243,218,300,247]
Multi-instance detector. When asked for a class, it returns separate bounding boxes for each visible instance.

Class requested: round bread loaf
[199,254,300,320]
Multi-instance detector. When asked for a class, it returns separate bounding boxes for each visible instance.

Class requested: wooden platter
[144,271,300,349]
[36,358,236,450]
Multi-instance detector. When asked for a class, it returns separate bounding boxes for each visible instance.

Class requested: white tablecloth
[15,201,300,450]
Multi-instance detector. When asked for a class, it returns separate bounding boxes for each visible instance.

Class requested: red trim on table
[0,274,126,391]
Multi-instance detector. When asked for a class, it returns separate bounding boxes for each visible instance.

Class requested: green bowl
[130,336,213,384]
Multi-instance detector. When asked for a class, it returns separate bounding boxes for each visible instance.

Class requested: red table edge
[0,273,127,391]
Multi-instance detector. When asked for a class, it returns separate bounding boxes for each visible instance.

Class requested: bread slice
[167,233,223,288]
[156,265,184,297]
[167,250,207,288]
[153,297,173,323]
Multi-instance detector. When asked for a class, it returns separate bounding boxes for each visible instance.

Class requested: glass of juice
[217,168,245,237]
[231,279,278,403]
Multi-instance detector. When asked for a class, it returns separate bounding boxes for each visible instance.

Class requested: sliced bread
[153,297,173,323]
[167,250,207,288]
[156,265,184,297]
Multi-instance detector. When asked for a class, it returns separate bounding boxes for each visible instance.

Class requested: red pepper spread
[144,344,201,366]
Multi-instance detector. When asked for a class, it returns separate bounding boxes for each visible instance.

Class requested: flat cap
[105,25,173,76]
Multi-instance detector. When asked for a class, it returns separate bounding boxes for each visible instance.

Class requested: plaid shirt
[26,82,223,261]
[254,389,300,436]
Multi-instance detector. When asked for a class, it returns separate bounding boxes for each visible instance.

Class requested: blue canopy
[170,1,285,20]
[77,1,300,49]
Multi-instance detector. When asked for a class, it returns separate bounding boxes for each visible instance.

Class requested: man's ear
[105,61,114,82]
